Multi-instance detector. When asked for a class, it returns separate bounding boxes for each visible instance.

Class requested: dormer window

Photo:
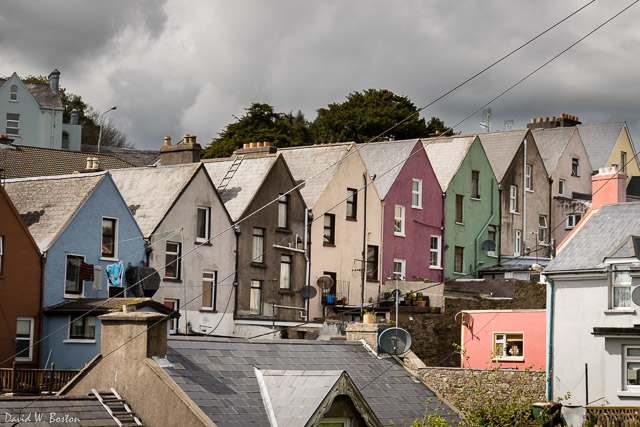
[10,85,18,102]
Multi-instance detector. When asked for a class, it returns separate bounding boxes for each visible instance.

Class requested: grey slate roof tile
[359,139,420,198]
[577,121,627,170]
[422,135,476,191]
[477,129,529,182]
[531,127,577,177]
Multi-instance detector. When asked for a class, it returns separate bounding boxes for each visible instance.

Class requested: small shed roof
[423,135,476,191]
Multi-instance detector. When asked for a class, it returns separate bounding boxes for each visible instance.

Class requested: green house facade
[423,135,500,279]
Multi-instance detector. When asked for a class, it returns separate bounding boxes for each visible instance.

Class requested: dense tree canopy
[19,75,132,148]
[202,103,312,158]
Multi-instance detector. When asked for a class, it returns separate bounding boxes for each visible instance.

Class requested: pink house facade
[459,309,546,370]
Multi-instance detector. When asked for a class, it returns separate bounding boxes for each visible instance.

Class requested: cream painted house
[280,143,383,321]
[577,121,640,180]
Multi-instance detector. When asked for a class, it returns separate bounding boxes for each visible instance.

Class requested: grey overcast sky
[1,0,639,150]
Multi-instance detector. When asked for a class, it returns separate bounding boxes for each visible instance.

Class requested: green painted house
[423,135,500,279]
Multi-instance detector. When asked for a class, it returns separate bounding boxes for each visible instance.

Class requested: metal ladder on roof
[92,388,144,426]
[217,154,245,194]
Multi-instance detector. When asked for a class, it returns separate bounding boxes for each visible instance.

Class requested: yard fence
[586,406,640,426]
[0,363,79,394]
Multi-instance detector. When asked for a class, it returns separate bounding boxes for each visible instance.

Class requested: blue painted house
[3,171,171,368]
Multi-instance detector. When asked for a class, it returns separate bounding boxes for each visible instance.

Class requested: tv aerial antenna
[480,108,492,132]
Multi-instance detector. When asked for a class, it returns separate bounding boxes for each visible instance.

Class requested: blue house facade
[0,69,82,151]
[4,172,149,368]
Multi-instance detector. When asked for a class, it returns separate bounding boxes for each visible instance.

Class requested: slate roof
[44,297,179,317]
[3,172,106,251]
[203,156,278,221]
[0,144,135,179]
[0,396,119,426]
[477,130,529,182]
[545,202,640,273]
[279,143,353,208]
[163,336,459,427]
[260,369,344,426]
[359,139,421,199]
[422,135,476,191]
[109,163,201,237]
[0,78,62,109]
[576,122,627,170]
[531,127,579,177]
[81,145,160,167]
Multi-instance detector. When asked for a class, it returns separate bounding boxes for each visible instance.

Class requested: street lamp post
[97,106,117,154]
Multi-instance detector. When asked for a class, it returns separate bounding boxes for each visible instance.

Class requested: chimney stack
[71,109,79,125]
[99,312,168,360]
[48,69,60,94]
[526,113,582,130]
[591,166,627,210]
[160,134,202,166]
[233,141,277,157]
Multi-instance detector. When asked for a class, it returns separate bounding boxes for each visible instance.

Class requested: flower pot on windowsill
[363,314,377,324]
[416,300,427,307]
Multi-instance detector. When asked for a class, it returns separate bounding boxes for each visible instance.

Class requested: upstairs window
[252,228,265,263]
[471,171,480,199]
[509,186,518,213]
[430,236,442,269]
[323,214,335,245]
[454,247,464,273]
[64,254,84,296]
[571,158,579,176]
[455,195,463,223]
[6,113,19,135]
[538,215,548,244]
[61,131,70,150]
[346,188,357,220]
[10,85,18,101]
[69,316,96,340]
[621,151,628,173]
[488,225,497,256]
[101,218,117,258]
[196,207,211,242]
[278,194,289,229]
[514,230,522,256]
[165,242,181,279]
[611,264,632,308]
[566,214,582,229]
[412,179,422,208]
[525,165,532,191]
[280,254,292,290]
[558,179,565,197]
[494,333,524,360]
[393,258,406,280]
[250,280,263,315]
[366,245,379,281]
[394,205,405,236]
[202,271,217,310]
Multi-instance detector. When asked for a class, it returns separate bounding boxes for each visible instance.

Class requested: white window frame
[624,345,640,390]
[430,235,442,269]
[509,185,518,213]
[66,315,97,343]
[15,317,34,361]
[525,164,532,191]
[280,254,292,290]
[611,264,632,309]
[202,271,217,310]
[411,179,422,209]
[558,179,565,197]
[252,227,265,263]
[6,113,19,135]
[101,217,118,260]
[538,215,548,244]
[394,205,405,237]
[514,230,522,256]
[250,280,263,315]
[493,332,524,361]
[164,299,179,333]
[165,242,181,279]
[196,206,211,243]
[64,254,85,298]
[566,214,581,229]
[393,258,406,280]
[10,85,18,102]
[487,225,497,257]
[318,418,352,427]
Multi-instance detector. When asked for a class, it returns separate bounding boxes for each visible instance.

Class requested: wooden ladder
[217,154,245,194]
[92,388,144,426]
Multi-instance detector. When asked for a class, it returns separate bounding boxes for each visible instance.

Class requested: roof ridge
[4,170,107,182]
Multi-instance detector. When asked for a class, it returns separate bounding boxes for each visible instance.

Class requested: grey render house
[0,70,82,150]
[110,163,236,337]
[204,146,309,339]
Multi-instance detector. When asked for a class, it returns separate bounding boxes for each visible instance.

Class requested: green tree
[202,103,312,159]
[19,75,132,148]
[310,89,442,143]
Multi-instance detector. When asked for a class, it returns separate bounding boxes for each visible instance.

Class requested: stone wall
[417,366,546,414]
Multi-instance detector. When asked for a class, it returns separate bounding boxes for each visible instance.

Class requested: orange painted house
[459,309,546,371]
[0,184,44,368]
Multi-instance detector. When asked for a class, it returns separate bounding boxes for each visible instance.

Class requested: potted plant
[407,291,416,306]
[363,309,377,324]
[416,294,427,307]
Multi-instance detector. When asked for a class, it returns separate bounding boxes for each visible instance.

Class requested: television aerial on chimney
[480,108,492,132]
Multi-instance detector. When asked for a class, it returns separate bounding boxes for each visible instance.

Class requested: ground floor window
[69,316,96,340]
[494,332,524,360]
[625,346,640,389]
[15,317,34,361]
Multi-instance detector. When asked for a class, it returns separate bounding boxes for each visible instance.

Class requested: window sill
[510,211,520,215]
[455,222,464,226]
[411,205,423,210]
[100,256,119,262]
[429,266,443,270]
[617,390,640,397]
[470,197,481,201]
[571,174,580,178]
[64,339,96,344]
[64,294,82,299]
[346,217,358,222]
[493,357,524,362]
[279,290,294,295]
[487,253,499,259]
[526,189,534,193]
[163,277,182,282]
[604,308,636,315]
[251,262,267,269]
[14,358,33,362]
[276,227,291,233]
[200,308,217,313]
[394,233,406,237]
[195,240,212,246]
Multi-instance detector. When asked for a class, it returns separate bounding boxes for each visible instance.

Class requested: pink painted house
[459,309,546,370]
[359,139,445,284]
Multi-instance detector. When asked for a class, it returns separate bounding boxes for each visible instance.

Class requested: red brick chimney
[592,166,627,210]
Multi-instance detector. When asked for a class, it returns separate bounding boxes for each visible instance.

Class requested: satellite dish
[482,240,496,251]
[316,275,333,290]
[632,286,640,306]
[454,312,472,326]
[378,327,412,355]
[299,285,317,299]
